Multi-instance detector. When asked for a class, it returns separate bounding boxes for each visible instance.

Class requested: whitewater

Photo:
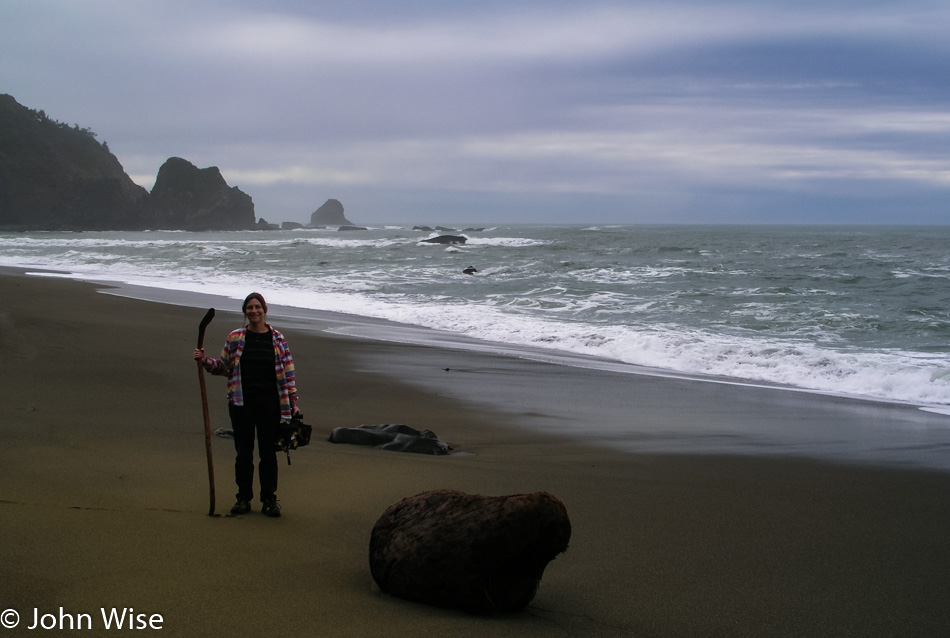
[1,224,948,409]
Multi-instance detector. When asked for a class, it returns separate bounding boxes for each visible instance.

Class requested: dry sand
[2,271,950,637]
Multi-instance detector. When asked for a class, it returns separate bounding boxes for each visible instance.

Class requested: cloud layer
[2,0,948,224]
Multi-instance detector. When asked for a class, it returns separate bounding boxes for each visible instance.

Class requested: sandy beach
[2,270,950,637]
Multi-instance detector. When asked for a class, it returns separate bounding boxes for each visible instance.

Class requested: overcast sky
[3,0,949,225]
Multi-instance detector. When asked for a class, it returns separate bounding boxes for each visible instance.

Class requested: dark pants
[228,396,279,503]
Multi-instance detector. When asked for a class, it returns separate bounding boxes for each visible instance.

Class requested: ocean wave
[434,316,947,406]
[297,237,414,248]
[4,226,948,408]
[463,237,553,247]
[318,293,950,406]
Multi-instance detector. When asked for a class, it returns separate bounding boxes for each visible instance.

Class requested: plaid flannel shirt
[204,325,298,421]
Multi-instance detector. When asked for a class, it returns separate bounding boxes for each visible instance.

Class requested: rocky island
[309,198,354,227]
[146,157,255,231]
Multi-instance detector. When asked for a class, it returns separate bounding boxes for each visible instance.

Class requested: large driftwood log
[369,489,571,614]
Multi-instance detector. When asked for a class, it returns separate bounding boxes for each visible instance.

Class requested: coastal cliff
[0,94,255,231]
[0,94,148,230]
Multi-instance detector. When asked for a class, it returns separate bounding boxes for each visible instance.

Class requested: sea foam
[2,226,948,408]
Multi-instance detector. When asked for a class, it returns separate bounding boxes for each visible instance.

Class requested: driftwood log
[369,489,571,614]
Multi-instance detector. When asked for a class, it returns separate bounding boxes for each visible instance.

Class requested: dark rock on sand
[420,235,467,245]
[328,424,452,455]
[369,489,571,614]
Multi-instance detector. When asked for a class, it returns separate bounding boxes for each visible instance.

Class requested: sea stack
[310,199,353,227]
[147,157,255,231]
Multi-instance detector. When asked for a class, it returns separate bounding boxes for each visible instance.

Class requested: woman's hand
[193,348,205,363]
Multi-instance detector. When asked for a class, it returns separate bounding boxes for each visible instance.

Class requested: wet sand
[2,271,950,637]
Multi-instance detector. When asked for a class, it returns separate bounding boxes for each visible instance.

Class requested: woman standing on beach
[193,292,299,518]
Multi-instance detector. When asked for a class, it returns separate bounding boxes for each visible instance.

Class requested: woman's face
[244,299,266,324]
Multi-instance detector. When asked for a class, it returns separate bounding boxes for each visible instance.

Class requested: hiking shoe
[230,498,251,515]
[262,497,281,518]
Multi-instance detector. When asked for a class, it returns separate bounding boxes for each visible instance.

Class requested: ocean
[2,224,948,409]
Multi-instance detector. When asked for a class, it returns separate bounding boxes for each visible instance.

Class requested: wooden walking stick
[196,308,218,517]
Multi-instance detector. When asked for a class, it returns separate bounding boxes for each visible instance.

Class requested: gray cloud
[2,0,948,224]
